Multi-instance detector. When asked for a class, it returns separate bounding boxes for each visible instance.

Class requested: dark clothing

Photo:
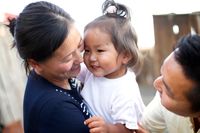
[0,124,3,133]
[23,71,90,133]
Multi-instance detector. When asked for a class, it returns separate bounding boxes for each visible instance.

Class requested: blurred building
[137,12,200,104]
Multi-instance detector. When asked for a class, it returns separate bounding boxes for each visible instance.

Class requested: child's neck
[105,67,127,79]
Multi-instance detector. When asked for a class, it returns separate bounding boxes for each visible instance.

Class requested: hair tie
[116,9,127,18]
[103,0,128,19]
[106,5,117,14]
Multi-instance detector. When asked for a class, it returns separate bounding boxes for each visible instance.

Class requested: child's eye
[84,49,90,53]
[97,49,105,52]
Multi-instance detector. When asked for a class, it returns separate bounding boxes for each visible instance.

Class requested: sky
[1,0,200,49]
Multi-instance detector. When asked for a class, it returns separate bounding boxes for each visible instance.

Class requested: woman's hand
[3,13,17,25]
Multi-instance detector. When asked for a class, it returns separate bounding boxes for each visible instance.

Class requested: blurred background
[0,0,200,132]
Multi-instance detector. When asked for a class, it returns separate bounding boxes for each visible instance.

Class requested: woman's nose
[153,76,163,93]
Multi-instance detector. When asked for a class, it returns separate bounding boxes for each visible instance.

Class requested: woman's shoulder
[36,93,89,133]
[40,89,79,109]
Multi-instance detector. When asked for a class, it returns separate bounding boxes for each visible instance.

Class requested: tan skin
[84,116,135,133]
[4,13,133,133]
[154,52,196,116]
[83,28,130,79]
[84,116,133,133]
[137,51,200,133]
[2,121,24,133]
[31,25,132,133]
[29,25,84,90]
[83,28,133,133]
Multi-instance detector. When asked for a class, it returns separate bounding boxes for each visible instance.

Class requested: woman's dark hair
[174,34,200,112]
[8,1,74,74]
[84,0,143,74]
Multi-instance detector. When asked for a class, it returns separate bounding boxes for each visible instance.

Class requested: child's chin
[93,73,104,77]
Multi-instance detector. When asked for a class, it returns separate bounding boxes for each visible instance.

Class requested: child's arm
[84,116,132,133]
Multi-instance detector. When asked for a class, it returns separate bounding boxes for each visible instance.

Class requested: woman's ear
[28,59,42,73]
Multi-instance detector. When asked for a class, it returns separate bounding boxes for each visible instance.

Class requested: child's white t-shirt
[78,64,145,130]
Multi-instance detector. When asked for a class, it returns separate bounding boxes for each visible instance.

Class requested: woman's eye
[62,55,73,63]
[78,44,84,52]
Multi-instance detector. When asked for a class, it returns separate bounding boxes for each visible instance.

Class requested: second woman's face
[38,25,84,82]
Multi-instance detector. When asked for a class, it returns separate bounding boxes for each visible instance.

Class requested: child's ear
[122,52,131,64]
[28,59,42,73]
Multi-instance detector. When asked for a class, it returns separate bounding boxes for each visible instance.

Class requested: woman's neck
[53,80,71,90]
[35,70,71,90]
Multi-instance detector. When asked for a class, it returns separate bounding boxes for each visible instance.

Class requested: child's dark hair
[7,1,74,74]
[84,0,142,74]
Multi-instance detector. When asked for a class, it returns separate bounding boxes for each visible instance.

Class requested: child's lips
[90,65,100,70]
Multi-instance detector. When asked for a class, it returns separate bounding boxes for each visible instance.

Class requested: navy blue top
[23,71,90,133]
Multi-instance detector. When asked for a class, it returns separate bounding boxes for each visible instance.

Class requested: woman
[7,1,91,133]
